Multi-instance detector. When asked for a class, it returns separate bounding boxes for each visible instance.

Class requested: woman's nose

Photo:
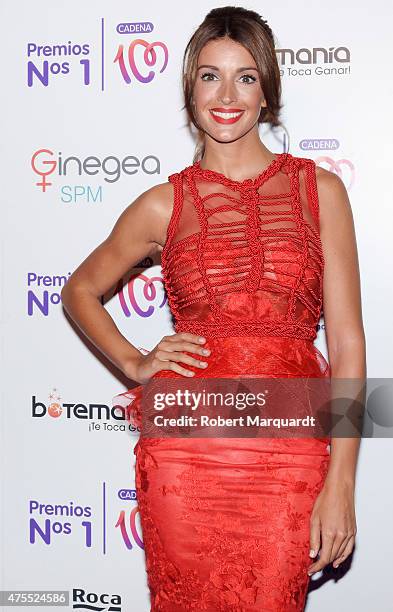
[217,80,237,105]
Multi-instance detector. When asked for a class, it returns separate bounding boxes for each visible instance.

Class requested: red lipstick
[209,107,245,124]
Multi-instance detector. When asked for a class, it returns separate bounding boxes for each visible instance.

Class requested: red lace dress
[114,152,331,611]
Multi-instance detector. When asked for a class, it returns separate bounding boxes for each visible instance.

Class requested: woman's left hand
[307,479,357,575]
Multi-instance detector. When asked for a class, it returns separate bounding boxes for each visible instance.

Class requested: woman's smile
[209,108,245,124]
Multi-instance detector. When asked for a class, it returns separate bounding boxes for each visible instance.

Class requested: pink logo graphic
[117,272,167,317]
[114,39,169,84]
[31,149,57,192]
[116,508,144,550]
[315,156,355,190]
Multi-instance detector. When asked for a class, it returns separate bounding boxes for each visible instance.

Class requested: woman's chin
[200,124,245,142]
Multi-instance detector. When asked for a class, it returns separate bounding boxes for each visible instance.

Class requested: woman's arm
[318,167,366,481]
[308,167,366,574]
[61,181,173,378]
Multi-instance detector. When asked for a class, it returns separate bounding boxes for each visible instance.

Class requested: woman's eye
[240,74,257,84]
[200,72,257,83]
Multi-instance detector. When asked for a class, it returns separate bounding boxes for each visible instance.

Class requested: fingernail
[199,337,206,343]
[309,549,316,557]
[307,571,313,576]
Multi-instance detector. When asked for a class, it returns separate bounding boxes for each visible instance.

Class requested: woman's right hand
[124,332,211,384]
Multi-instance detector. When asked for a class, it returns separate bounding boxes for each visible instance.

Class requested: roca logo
[72,588,121,612]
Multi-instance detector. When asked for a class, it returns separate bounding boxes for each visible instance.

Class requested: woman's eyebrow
[197,64,258,72]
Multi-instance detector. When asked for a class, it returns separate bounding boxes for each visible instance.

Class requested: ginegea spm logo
[30,148,160,203]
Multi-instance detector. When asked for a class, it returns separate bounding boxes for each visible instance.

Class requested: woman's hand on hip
[124,332,211,384]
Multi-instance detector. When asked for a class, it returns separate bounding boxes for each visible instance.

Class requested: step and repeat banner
[2,1,392,610]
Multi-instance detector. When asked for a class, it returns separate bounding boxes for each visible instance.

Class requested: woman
[61,6,366,611]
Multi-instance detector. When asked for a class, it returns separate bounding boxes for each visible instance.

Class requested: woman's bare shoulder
[315,165,352,231]
[315,165,348,200]
[122,180,175,251]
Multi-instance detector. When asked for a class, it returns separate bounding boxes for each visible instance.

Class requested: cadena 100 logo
[27,20,169,89]
[315,156,355,190]
[28,485,144,556]
[114,272,167,318]
[114,38,169,84]
[27,269,165,321]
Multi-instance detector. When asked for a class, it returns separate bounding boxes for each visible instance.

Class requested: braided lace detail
[162,153,324,341]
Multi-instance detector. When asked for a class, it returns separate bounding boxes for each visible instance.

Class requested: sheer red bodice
[163,152,324,342]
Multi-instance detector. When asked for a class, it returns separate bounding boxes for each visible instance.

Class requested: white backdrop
[2,1,392,610]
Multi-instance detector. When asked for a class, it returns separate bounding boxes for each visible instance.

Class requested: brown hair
[182,6,283,162]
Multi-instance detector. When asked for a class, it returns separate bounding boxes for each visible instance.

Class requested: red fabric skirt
[115,336,331,611]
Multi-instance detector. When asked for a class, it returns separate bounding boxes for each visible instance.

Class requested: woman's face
[192,36,267,143]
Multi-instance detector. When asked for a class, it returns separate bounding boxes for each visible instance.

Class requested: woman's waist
[175,318,318,341]
[171,335,331,378]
